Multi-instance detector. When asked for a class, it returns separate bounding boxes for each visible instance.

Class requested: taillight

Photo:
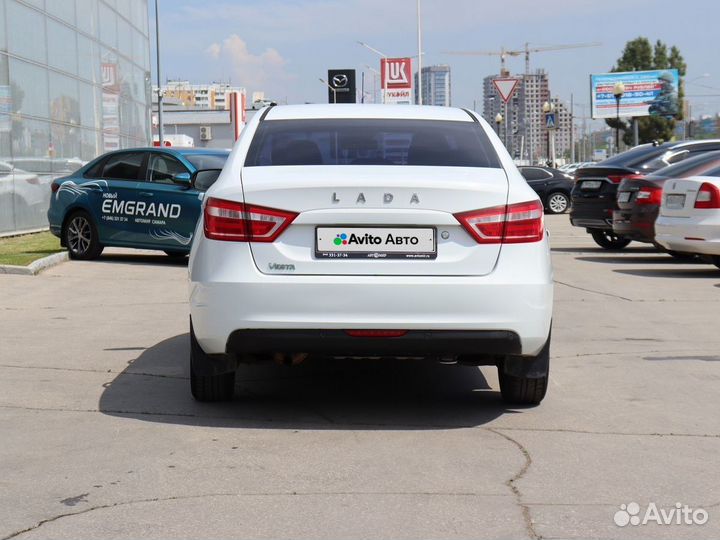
[454,200,544,244]
[51,181,60,193]
[694,183,720,209]
[635,186,662,205]
[345,330,408,338]
[203,197,297,242]
[607,174,629,184]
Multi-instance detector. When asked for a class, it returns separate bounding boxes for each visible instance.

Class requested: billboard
[590,69,680,119]
[327,69,356,104]
[381,58,413,104]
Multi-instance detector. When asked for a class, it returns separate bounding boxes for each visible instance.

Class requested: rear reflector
[345,330,408,338]
[50,181,60,193]
[694,183,720,209]
[454,200,544,244]
[635,186,662,205]
[204,197,297,242]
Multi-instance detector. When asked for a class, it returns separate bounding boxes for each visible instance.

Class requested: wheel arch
[60,204,96,247]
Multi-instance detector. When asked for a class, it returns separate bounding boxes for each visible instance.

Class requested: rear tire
[546,191,570,214]
[499,336,550,406]
[190,324,235,402]
[63,210,104,260]
[591,229,631,250]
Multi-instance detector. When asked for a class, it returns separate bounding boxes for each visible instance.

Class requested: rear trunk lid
[240,165,508,276]
[660,178,710,217]
[573,166,637,201]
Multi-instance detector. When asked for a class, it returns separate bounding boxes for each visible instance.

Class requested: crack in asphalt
[0,301,186,312]
[552,348,720,361]
[0,491,510,540]
[0,364,186,380]
[1,404,719,438]
[554,280,633,302]
[487,427,539,540]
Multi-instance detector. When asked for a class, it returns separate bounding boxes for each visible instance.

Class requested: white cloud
[205,34,291,94]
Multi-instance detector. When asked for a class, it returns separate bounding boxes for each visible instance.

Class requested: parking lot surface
[1,215,719,540]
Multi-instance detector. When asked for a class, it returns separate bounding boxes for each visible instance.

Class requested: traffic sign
[545,112,557,130]
[492,78,520,103]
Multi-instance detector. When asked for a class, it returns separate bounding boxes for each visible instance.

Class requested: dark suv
[570,140,720,249]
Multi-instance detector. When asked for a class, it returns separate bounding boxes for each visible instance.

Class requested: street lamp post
[357,41,387,104]
[542,101,556,167]
[319,78,337,104]
[613,81,625,154]
[154,0,164,146]
[495,113,503,136]
[416,0,423,105]
[365,65,380,104]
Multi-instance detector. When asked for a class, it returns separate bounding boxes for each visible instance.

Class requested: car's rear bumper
[189,239,554,357]
[227,329,521,357]
[569,201,614,230]
[570,187,617,230]
[655,214,720,255]
[612,205,659,243]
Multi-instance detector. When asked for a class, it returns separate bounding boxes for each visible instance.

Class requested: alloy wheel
[547,193,569,214]
[67,215,91,255]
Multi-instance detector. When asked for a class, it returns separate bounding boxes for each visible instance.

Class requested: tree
[604,37,686,146]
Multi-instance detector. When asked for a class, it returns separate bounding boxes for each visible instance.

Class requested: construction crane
[442,42,601,74]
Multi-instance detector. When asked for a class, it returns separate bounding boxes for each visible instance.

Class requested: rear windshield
[183,153,229,170]
[599,144,669,168]
[244,119,500,168]
[647,151,720,179]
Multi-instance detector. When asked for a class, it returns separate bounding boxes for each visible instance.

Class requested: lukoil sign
[381,58,413,104]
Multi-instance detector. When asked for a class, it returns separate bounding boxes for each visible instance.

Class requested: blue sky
[151,0,720,118]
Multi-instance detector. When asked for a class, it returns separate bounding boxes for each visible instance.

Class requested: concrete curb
[0,251,69,276]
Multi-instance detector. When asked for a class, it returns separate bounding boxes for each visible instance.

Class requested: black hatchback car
[518,166,574,214]
[570,140,720,249]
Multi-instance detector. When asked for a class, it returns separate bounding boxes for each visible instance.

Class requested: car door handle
[139,192,154,197]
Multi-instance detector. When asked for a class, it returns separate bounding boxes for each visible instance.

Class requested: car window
[146,154,188,184]
[183,153,229,170]
[520,168,550,181]
[245,119,501,168]
[84,157,107,179]
[101,153,145,180]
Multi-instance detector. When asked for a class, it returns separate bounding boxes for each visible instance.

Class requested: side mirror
[172,171,192,186]
[191,169,222,192]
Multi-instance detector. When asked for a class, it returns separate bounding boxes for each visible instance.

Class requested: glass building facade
[415,65,451,107]
[0,0,151,234]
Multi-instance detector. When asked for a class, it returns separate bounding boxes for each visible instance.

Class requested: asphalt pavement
[1,215,719,540]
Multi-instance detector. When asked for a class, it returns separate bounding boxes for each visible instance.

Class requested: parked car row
[568,140,720,269]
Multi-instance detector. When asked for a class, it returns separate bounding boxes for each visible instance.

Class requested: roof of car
[174,148,230,155]
[111,147,229,155]
[263,104,475,122]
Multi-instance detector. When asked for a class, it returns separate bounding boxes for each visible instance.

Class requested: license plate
[581,180,602,190]
[618,191,631,203]
[316,227,436,259]
[666,194,686,209]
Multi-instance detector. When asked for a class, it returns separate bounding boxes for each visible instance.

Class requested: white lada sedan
[188,104,554,405]
[655,173,720,268]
